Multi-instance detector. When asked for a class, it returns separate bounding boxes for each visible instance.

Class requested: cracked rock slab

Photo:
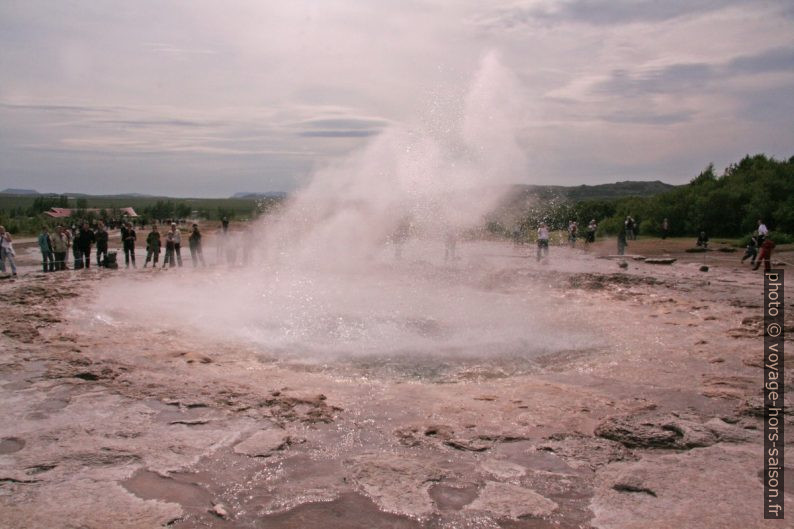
[233,429,289,457]
[348,454,447,518]
[592,444,786,529]
[465,481,558,520]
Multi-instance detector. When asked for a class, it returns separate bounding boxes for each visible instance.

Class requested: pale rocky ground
[0,237,792,528]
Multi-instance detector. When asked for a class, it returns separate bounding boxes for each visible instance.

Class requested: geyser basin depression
[86,242,605,378]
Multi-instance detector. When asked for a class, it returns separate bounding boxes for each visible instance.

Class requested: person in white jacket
[0,225,18,276]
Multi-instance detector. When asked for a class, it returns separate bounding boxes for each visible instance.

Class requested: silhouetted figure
[661,218,669,239]
[95,222,109,267]
[121,222,137,268]
[568,220,578,248]
[625,216,635,241]
[741,236,758,266]
[144,225,161,267]
[75,223,95,269]
[189,224,206,267]
[536,223,549,262]
[696,231,709,248]
[617,226,627,255]
[585,219,597,245]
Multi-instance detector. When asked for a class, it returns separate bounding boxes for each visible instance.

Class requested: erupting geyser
[88,52,603,375]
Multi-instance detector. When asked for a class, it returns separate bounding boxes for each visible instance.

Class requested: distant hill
[1,188,39,195]
[231,192,288,199]
[492,180,679,225]
[508,180,677,202]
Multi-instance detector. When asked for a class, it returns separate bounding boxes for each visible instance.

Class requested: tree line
[498,154,793,243]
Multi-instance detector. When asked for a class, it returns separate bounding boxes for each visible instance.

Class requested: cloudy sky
[1,0,792,197]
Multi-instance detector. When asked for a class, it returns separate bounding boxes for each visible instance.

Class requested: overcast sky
[1,0,792,197]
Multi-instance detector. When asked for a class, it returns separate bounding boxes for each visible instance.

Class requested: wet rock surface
[0,243,792,527]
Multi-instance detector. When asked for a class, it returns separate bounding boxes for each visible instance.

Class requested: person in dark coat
[95,222,109,267]
[188,224,206,267]
[120,222,137,268]
[75,222,96,269]
[144,225,161,267]
[741,236,758,266]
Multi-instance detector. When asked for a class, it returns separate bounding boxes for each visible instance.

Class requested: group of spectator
[35,221,116,271]
[35,221,209,272]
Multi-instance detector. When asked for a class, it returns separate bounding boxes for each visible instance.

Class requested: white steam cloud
[85,53,603,369]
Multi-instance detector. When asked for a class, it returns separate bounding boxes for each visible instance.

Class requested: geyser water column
[260,50,528,267]
[87,52,603,374]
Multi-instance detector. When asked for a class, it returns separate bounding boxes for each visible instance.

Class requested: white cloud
[0,0,792,196]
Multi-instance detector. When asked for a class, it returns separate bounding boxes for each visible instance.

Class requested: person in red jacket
[753,238,775,271]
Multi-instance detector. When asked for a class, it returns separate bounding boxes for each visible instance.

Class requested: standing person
[757,219,769,245]
[162,226,175,268]
[38,226,55,272]
[536,222,550,262]
[617,225,628,255]
[144,225,161,268]
[0,226,18,276]
[221,216,229,233]
[624,216,635,241]
[753,237,775,271]
[171,223,183,267]
[661,218,669,239]
[120,222,137,268]
[585,219,597,245]
[71,224,83,269]
[50,225,69,271]
[188,224,206,267]
[741,235,758,266]
[95,222,109,267]
[63,225,73,269]
[567,220,578,248]
[76,222,96,269]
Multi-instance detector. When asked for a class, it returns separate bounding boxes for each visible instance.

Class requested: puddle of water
[38,398,70,413]
[492,442,576,474]
[428,483,479,511]
[0,437,25,454]
[257,492,423,529]
[121,469,213,510]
